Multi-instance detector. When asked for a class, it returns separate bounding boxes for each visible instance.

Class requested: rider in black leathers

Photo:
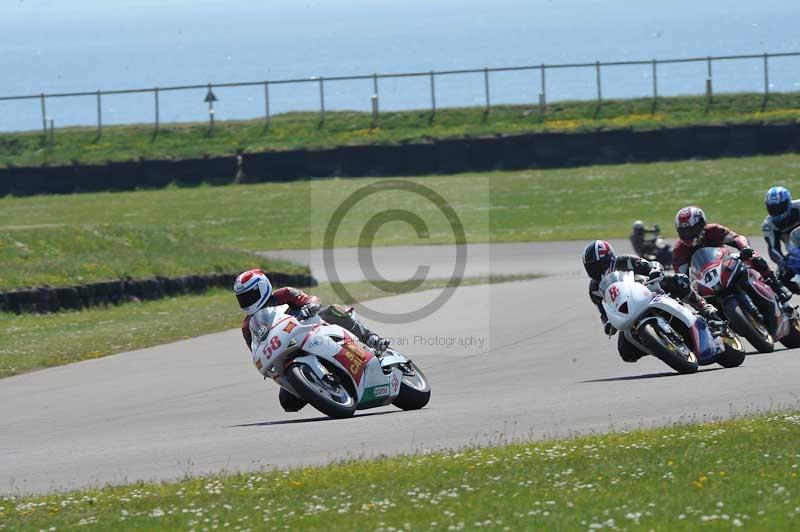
[583,240,719,362]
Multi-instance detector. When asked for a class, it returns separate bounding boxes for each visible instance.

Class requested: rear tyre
[285,362,356,419]
[723,298,774,353]
[393,361,431,411]
[780,318,800,349]
[716,334,746,368]
[638,323,699,374]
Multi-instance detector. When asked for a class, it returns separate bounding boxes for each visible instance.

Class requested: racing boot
[279,387,307,412]
[365,333,391,356]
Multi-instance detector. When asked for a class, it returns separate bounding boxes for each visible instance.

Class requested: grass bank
[0,275,538,379]
[0,153,796,274]
[0,224,303,290]
[4,411,800,530]
[2,92,800,166]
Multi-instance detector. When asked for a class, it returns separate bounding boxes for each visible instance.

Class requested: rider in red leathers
[672,206,793,303]
[233,269,390,412]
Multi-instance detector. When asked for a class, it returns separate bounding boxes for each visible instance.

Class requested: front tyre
[285,362,357,419]
[393,361,431,411]
[723,298,774,353]
[638,323,699,374]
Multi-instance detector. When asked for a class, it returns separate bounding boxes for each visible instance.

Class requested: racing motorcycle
[630,224,673,270]
[600,270,746,374]
[689,247,800,353]
[251,306,430,419]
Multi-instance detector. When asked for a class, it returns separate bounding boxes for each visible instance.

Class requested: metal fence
[2,50,799,138]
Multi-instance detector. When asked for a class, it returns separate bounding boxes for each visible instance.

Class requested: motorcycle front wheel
[393,361,431,411]
[723,298,774,353]
[638,323,699,374]
[285,362,357,419]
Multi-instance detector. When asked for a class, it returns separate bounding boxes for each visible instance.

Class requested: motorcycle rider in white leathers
[762,186,800,292]
[233,269,390,412]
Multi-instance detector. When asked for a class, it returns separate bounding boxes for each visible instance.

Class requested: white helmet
[234,269,273,315]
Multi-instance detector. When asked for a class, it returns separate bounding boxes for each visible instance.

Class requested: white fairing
[600,270,716,358]
[250,308,408,408]
[600,271,655,330]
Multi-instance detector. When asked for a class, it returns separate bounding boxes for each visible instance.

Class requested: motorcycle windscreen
[598,270,634,293]
[689,247,724,280]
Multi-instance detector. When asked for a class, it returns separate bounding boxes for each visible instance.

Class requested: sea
[2,0,799,132]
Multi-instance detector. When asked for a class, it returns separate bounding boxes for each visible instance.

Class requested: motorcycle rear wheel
[285,363,357,419]
[716,334,746,368]
[638,323,699,374]
[723,298,774,353]
[393,361,431,411]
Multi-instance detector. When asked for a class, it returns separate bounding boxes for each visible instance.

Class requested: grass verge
[3,411,800,530]
[0,224,304,290]
[0,153,796,265]
[0,274,539,379]
[2,92,800,166]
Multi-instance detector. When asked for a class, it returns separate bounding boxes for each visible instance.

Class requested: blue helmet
[765,186,792,222]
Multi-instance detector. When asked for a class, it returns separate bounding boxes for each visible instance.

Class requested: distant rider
[583,240,719,363]
[233,269,390,411]
[762,186,800,292]
[630,220,661,257]
[672,205,793,303]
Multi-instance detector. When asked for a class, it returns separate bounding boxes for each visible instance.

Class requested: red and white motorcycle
[600,270,745,373]
[689,246,800,353]
[251,306,431,419]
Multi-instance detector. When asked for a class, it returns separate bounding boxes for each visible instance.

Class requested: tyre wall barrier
[0,272,318,314]
[1,122,799,196]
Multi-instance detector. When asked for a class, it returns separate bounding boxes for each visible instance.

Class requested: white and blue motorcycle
[600,271,746,374]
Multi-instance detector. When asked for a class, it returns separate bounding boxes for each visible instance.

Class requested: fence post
[595,61,602,106]
[372,73,379,128]
[539,64,547,116]
[705,56,713,113]
[762,52,770,110]
[429,71,436,120]
[651,59,658,113]
[40,93,47,139]
[318,77,325,125]
[264,81,270,129]
[96,90,102,138]
[154,87,160,135]
[484,67,490,115]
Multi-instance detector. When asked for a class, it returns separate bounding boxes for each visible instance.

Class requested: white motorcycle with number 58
[600,271,746,373]
[251,305,431,419]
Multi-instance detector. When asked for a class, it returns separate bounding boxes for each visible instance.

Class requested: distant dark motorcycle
[630,223,673,270]
[690,246,800,353]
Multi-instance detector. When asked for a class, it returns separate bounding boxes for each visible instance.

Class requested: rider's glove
[604,322,617,336]
[700,302,721,323]
[739,247,754,260]
[297,303,321,320]
[653,224,660,232]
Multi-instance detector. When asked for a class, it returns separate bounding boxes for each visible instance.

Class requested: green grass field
[4,411,800,530]
[2,92,799,166]
[0,275,537,379]
[1,153,797,290]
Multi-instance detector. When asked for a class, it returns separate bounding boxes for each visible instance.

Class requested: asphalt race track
[3,239,799,495]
